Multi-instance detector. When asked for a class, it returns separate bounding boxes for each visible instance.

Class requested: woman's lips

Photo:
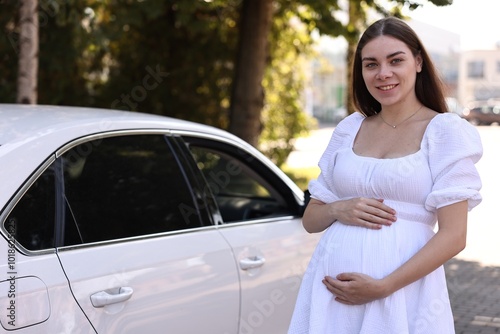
[378,84,398,91]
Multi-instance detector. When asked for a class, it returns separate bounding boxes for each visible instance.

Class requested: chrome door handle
[90,287,134,308]
[239,256,266,270]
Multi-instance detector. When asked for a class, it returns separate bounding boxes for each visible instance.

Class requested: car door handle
[90,287,134,308]
[239,256,266,270]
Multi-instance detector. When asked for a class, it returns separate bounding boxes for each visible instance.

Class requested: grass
[281,164,320,191]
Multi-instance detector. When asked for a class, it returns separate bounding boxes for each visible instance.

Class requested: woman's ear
[416,54,423,73]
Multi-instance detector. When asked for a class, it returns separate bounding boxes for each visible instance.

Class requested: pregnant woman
[288,17,482,334]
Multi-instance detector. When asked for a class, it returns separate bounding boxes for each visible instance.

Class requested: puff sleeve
[308,112,365,203]
[425,113,483,211]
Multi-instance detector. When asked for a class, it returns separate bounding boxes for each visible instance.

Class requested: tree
[17,0,39,104]
[228,0,274,147]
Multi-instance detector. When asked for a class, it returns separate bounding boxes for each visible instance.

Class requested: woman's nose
[376,65,392,80]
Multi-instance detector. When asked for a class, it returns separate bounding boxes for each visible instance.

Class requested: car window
[189,146,294,222]
[4,166,56,251]
[62,135,203,244]
[6,134,205,250]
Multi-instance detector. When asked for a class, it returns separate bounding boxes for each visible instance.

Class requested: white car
[0,104,320,333]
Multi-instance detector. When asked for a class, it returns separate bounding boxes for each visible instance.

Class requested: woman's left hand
[322,273,390,305]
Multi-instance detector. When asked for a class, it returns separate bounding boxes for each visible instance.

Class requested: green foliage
[84,0,241,129]
[37,2,93,106]
[284,0,452,39]
[287,0,344,37]
[259,7,317,166]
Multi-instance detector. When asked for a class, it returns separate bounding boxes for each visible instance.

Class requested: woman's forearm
[302,199,337,233]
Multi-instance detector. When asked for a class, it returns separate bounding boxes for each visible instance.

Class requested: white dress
[288,112,483,334]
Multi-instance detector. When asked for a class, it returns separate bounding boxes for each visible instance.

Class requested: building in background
[459,49,500,107]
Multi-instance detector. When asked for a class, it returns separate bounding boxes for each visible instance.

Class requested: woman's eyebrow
[387,51,405,58]
[362,51,406,62]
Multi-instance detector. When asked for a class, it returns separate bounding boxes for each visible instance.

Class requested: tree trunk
[17,0,39,104]
[345,0,363,114]
[228,0,274,147]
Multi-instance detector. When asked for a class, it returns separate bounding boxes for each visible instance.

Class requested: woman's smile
[378,84,398,91]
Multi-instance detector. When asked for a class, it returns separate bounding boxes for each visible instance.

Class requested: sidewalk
[446,258,500,333]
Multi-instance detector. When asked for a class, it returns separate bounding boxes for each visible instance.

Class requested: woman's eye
[391,58,402,64]
[365,63,377,68]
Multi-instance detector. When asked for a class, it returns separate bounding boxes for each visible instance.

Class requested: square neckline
[350,112,442,161]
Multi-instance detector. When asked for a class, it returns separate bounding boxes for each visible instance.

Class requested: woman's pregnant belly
[320,217,436,279]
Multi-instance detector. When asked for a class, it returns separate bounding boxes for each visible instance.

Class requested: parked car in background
[462,101,500,125]
[0,104,320,333]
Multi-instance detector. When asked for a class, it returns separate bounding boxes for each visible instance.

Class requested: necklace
[378,105,424,129]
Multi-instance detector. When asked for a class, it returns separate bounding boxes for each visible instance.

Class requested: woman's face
[360,35,422,108]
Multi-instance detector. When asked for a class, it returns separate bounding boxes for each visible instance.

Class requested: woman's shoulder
[344,111,366,122]
[424,112,482,157]
[328,112,365,143]
[335,112,365,132]
[426,112,478,136]
[319,112,365,157]
[429,111,465,123]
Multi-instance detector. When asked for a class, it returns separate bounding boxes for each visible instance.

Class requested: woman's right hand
[332,197,397,229]
[302,197,397,233]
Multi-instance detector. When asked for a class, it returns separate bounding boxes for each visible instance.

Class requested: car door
[0,160,100,333]
[184,137,321,334]
[46,133,240,333]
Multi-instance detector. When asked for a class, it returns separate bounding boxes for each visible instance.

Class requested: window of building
[467,61,484,79]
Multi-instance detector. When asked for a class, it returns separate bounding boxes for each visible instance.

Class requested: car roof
[1,104,303,210]
[0,104,235,145]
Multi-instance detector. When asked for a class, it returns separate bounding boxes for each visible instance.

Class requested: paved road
[287,124,500,333]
